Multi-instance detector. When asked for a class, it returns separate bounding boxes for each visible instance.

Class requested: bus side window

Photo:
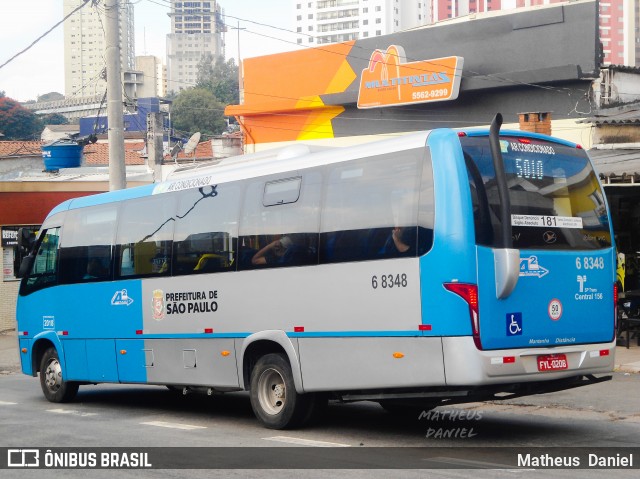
[116,195,175,278]
[172,184,240,275]
[464,151,494,246]
[417,147,435,256]
[238,173,321,270]
[320,150,422,263]
[58,205,117,284]
[20,227,61,295]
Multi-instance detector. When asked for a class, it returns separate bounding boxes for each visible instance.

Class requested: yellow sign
[357,46,463,109]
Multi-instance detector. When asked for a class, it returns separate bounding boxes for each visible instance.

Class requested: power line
[0,0,94,71]
[143,0,592,103]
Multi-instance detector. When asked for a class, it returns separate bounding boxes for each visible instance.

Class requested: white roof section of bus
[44,130,434,218]
[160,131,433,191]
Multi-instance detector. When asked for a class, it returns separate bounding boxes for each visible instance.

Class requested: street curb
[615,365,640,374]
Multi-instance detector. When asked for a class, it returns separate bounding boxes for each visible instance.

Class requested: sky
[0,0,297,102]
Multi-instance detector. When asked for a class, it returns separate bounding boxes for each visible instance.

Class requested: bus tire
[249,353,317,429]
[39,347,79,403]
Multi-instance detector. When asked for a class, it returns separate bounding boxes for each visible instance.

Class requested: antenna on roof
[170,143,182,165]
[184,132,201,162]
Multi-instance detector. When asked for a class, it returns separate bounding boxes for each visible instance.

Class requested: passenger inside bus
[251,236,295,266]
[83,258,108,280]
[378,227,416,258]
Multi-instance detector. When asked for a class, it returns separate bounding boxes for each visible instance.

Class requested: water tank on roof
[42,139,84,171]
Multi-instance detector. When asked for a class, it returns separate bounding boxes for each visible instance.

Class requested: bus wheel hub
[273,384,284,398]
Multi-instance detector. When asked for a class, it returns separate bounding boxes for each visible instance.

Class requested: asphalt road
[1,329,639,477]
[0,371,639,478]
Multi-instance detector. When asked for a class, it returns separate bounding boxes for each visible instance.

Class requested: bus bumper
[442,336,615,386]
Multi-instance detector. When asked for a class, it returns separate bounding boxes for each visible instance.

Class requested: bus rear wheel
[249,353,321,429]
[39,347,79,403]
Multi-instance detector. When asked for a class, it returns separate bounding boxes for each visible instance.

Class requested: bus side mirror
[15,228,37,278]
[17,228,36,253]
[17,255,34,279]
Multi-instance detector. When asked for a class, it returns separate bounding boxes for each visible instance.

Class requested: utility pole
[146,112,164,182]
[105,0,126,190]
[228,20,246,104]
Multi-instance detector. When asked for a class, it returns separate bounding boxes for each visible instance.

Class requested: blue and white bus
[16,115,616,429]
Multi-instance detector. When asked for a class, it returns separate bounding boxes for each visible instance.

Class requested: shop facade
[226,1,601,151]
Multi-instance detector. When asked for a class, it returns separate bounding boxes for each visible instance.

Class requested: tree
[196,54,239,106]
[171,88,227,137]
[0,96,42,139]
[37,92,65,103]
[196,53,216,88]
[41,113,69,126]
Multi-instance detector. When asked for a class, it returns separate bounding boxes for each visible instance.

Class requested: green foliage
[196,53,216,88]
[196,54,239,106]
[41,113,69,126]
[0,96,42,139]
[171,88,227,137]
[171,54,239,138]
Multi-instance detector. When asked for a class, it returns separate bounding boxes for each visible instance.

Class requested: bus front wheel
[39,347,79,403]
[250,353,320,429]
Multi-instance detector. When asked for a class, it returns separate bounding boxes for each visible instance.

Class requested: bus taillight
[444,282,482,350]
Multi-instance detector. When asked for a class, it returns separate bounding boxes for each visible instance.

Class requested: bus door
[460,130,615,351]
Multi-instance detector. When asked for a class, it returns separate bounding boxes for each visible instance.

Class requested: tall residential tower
[166,0,225,93]
[63,0,135,97]
[295,0,432,45]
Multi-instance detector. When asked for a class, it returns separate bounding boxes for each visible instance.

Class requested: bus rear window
[461,135,611,250]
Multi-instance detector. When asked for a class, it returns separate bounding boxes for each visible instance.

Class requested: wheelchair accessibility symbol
[507,312,523,336]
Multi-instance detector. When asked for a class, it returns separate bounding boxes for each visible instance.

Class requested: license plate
[537,354,568,372]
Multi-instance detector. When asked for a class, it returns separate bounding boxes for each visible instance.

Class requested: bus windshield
[461,135,611,250]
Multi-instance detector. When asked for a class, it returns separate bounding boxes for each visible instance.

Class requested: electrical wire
[0,0,94,71]
[143,0,598,104]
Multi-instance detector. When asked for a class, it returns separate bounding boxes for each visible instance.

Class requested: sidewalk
[1,328,639,374]
[0,329,20,374]
[614,336,640,373]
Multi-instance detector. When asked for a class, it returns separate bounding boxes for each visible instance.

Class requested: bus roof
[44,127,580,219]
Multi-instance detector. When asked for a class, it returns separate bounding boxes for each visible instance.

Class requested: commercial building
[166,0,225,93]
[517,0,637,66]
[63,0,135,97]
[230,0,600,151]
[294,1,639,66]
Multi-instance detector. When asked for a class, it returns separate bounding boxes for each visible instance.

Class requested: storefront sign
[357,46,463,109]
[1,227,20,248]
[1,225,39,247]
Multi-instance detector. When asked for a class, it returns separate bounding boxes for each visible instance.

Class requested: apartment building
[166,0,225,93]
[136,55,167,98]
[295,0,431,45]
[63,0,135,97]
